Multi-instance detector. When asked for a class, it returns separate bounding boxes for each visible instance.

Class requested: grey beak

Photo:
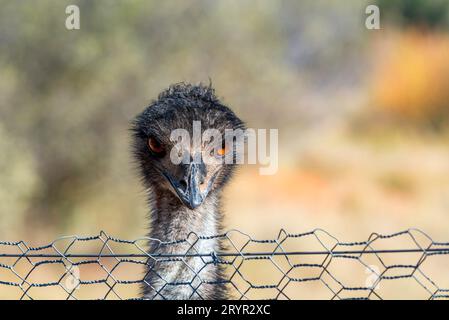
[186,163,205,209]
[162,162,214,209]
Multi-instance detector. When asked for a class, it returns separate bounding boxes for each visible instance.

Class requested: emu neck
[148,189,222,243]
[143,188,226,299]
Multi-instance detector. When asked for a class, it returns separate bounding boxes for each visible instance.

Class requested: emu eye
[217,147,226,156]
[215,146,227,157]
[148,137,165,155]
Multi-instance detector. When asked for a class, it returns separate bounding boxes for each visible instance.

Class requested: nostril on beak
[179,179,188,191]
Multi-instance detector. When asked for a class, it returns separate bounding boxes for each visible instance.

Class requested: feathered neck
[142,187,227,300]
[147,187,223,243]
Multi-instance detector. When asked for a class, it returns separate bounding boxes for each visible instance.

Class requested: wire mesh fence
[1,229,448,300]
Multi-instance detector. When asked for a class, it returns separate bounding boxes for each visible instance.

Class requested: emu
[132,83,244,300]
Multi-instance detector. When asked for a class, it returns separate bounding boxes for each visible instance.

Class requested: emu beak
[185,163,205,209]
[163,162,215,209]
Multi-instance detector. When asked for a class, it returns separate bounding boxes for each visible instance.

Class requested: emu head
[132,83,245,209]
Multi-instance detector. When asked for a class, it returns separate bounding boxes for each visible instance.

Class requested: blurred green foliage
[0,0,370,239]
[377,0,449,29]
[0,0,448,241]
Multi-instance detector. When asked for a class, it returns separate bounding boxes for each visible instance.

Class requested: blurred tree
[370,30,449,128]
[0,0,376,238]
[377,0,449,30]
[366,0,449,129]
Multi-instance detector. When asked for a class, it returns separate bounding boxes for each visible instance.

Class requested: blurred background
[0,0,448,299]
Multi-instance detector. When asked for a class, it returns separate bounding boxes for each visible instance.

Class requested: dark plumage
[132,83,245,300]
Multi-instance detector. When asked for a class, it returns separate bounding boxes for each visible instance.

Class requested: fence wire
[0,229,448,300]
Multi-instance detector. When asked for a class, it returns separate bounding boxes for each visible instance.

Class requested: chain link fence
[1,229,448,300]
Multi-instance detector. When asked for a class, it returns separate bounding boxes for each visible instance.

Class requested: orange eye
[148,137,165,154]
[216,147,227,157]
